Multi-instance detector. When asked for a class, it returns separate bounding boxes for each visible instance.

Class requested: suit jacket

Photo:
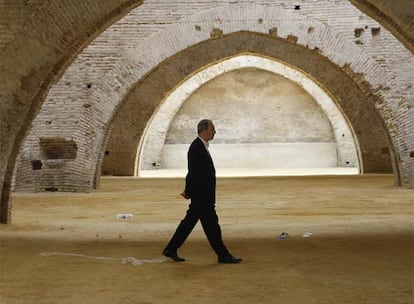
[184,137,216,205]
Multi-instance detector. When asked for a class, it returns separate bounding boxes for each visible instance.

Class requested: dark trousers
[164,201,230,258]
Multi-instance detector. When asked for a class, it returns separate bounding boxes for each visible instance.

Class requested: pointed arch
[137,54,360,175]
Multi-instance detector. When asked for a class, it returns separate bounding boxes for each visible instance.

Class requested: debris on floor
[278,232,289,240]
[303,232,313,238]
[116,214,134,219]
[39,252,166,266]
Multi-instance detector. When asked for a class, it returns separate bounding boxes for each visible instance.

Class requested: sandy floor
[0,175,413,304]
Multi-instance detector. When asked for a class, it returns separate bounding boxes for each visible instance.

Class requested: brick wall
[0,0,144,222]
[13,1,413,193]
[103,32,394,177]
[0,1,413,198]
[1,0,413,223]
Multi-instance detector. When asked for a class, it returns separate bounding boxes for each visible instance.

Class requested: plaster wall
[146,67,344,172]
[161,143,338,170]
[138,56,359,173]
[167,68,334,144]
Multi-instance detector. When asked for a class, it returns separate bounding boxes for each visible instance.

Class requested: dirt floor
[0,175,413,304]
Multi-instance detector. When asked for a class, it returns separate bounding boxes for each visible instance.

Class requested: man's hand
[180,192,190,199]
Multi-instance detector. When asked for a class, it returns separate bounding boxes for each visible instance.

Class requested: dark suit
[164,137,230,258]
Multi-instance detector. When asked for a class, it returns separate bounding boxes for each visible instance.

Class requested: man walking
[162,119,242,264]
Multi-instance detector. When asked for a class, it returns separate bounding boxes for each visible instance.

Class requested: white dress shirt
[198,136,209,152]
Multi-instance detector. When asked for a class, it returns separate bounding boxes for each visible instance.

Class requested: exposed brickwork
[349,0,414,52]
[13,3,414,192]
[17,1,412,195]
[0,0,46,50]
[1,0,413,222]
[0,0,144,222]
[103,32,393,176]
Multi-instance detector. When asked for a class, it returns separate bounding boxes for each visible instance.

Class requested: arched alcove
[101,31,394,180]
[137,55,360,177]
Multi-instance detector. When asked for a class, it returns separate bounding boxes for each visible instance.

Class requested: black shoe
[218,255,242,264]
[162,249,185,262]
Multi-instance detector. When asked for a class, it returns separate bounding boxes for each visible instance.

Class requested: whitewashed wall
[161,143,338,170]
[139,57,359,174]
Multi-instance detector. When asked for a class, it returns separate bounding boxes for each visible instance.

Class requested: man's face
[205,122,216,141]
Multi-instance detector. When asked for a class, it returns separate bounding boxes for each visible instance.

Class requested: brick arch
[103,32,393,180]
[0,0,144,223]
[90,4,410,189]
[3,1,413,224]
[137,54,360,174]
[4,0,414,227]
[16,2,412,202]
[349,0,414,52]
